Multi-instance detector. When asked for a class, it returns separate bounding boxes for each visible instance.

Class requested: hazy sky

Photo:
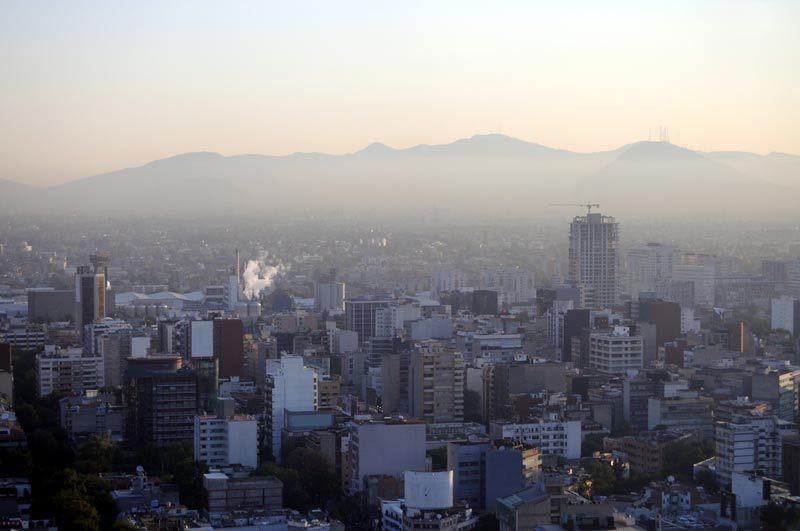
[1,1,798,186]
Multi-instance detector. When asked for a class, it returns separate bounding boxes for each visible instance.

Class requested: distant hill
[1,134,797,218]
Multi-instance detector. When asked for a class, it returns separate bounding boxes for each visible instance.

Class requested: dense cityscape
[0,209,798,530]
[3,2,799,530]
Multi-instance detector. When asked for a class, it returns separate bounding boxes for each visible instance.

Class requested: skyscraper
[75,265,106,336]
[345,296,392,348]
[626,243,678,299]
[568,212,619,308]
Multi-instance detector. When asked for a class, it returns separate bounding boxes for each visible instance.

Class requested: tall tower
[568,212,619,308]
[75,265,106,336]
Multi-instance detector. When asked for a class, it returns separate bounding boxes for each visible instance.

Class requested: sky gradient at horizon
[1,1,798,186]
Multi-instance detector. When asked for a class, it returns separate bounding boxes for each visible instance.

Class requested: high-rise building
[489,419,582,459]
[345,296,392,348]
[627,243,678,299]
[36,345,104,397]
[431,268,467,295]
[193,415,258,469]
[348,419,427,492]
[213,318,244,379]
[672,264,716,306]
[264,355,317,462]
[715,399,798,488]
[127,365,198,448]
[314,268,346,312]
[75,265,106,336]
[588,326,643,376]
[568,212,619,308]
[772,296,800,336]
[408,341,464,423]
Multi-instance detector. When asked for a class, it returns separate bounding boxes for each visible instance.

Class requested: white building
[265,355,317,462]
[193,415,258,469]
[36,345,104,397]
[673,264,716,306]
[627,243,678,299]
[381,471,478,531]
[680,307,701,334]
[190,320,214,358]
[314,268,346,312]
[480,268,536,304]
[489,419,581,459]
[589,326,643,376]
[715,411,797,487]
[568,212,619,308]
[431,268,467,295]
[349,420,427,492]
[771,296,799,335]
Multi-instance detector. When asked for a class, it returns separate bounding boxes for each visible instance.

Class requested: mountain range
[1,134,797,218]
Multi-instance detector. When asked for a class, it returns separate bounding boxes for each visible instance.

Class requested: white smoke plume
[242,254,285,300]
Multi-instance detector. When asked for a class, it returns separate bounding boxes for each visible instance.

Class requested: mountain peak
[354,142,398,156]
[617,141,701,162]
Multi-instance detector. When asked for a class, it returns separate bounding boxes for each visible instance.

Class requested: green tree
[284,447,339,509]
[589,461,616,497]
[760,501,800,531]
[257,461,308,509]
[581,433,606,457]
[53,489,101,531]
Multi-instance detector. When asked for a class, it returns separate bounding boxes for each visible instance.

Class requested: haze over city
[1,2,800,531]
[2,1,798,187]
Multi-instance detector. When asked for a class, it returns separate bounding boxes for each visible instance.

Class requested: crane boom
[548,202,600,215]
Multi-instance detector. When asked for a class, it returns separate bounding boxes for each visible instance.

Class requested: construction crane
[548,202,600,215]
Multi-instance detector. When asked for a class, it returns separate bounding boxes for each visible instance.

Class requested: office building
[627,243,678,299]
[772,296,800,336]
[36,345,104,397]
[27,288,76,322]
[589,326,643,376]
[490,419,581,459]
[314,268,346,312]
[672,264,715,306]
[59,393,125,442]
[431,268,467,295]
[193,415,258,469]
[265,355,317,462]
[127,365,198,448]
[480,267,535,305]
[568,212,619,308]
[348,419,426,492]
[408,341,464,423]
[214,318,244,379]
[203,470,282,513]
[604,431,696,476]
[471,290,499,316]
[715,403,798,488]
[75,264,106,337]
[345,296,392,348]
[647,390,714,437]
